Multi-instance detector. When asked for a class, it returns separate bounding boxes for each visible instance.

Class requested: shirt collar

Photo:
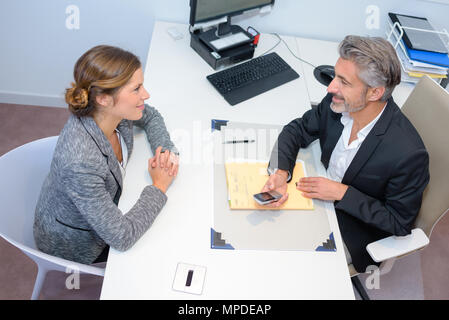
[340,102,388,138]
[339,102,388,149]
[358,102,388,139]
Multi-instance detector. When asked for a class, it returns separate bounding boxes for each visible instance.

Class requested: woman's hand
[151,146,179,177]
[148,147,176,193]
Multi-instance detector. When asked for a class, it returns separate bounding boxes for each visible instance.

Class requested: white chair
[0,136,105,300]
[350,76,449,299]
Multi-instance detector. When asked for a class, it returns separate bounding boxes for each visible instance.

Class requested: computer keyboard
[206,52,300,106]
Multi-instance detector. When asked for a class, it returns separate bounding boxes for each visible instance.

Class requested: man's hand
[296,177,348,201]
[260,169,289,208]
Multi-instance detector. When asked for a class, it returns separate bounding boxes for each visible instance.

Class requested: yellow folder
[407,71,447,79]
[225,161,314,210]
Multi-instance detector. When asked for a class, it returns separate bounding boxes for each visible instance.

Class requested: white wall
[0,0,448,107]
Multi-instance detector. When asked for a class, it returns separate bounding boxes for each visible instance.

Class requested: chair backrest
[0,136,58,248]
[400,76,449,237]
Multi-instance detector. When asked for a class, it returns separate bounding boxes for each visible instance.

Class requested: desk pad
[211,120,336,252]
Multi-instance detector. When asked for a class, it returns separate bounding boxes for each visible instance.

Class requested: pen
[223,139,255,144]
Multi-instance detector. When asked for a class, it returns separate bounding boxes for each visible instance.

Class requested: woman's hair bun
[67,45,141,117]
[65,82,89,114]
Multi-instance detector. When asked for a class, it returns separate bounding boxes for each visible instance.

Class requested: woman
[33,45,179,264]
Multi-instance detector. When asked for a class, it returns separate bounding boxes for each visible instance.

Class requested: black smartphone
[253,191,283,205]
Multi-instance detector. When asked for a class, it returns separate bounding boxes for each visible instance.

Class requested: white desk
[296,37,416,108]
[100,21,355,299]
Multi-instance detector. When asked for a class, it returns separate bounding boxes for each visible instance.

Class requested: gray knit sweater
[33,104,177,264]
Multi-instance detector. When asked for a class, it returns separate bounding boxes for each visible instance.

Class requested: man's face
[327,58,369,114]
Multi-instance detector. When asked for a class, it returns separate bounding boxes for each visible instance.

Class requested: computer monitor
[190,0,274,36]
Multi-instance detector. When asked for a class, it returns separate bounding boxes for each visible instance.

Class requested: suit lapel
[341,100,395,185]
[79,116,123,190]
[321,112,343,169]
[341,133,382,185]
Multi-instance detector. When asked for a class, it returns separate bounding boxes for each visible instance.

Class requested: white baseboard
[0,91,67,108]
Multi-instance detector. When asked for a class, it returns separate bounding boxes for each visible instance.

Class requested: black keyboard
[207,52,300,106]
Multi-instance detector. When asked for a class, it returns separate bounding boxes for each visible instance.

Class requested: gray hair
[339,35,401,101]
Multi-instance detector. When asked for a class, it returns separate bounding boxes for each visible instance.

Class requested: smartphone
[253,191,283,205]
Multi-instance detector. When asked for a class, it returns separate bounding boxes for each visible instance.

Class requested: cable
[257,34,282,57]
[258,33,317,69]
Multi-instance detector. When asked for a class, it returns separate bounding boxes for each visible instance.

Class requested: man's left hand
[296,177,348,201]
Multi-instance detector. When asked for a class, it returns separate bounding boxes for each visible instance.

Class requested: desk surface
[100,21,355,299]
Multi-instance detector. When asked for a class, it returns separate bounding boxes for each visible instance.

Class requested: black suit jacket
[271,93,429,272]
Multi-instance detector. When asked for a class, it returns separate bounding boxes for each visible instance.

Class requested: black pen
[223,139,255,144]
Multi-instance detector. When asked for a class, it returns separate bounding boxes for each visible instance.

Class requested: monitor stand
[190,25,255,70]
[198,24,251,52]
[216,19,232,37]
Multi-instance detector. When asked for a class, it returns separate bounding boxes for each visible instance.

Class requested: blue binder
[404,42,449,68]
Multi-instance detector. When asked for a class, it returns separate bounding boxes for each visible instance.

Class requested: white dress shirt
[326,103,387,183]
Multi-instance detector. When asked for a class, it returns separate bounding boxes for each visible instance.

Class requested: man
[262,35,429,273]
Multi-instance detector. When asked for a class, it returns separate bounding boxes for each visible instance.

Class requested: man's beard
[330,92,367,113]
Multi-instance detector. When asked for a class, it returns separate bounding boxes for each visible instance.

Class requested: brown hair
[339,35,401,101]
[65,45,141,116]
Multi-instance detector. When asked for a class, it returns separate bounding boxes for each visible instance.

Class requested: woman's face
[109,68,150,121]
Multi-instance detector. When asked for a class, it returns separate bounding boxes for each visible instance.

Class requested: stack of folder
[388,12,449,81]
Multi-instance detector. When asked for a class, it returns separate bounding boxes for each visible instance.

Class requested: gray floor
[0,103,448,300]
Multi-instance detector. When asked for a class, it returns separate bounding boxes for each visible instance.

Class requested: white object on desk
[172,263,207,295]
[210,32,250,51]
[166,26,184,40]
